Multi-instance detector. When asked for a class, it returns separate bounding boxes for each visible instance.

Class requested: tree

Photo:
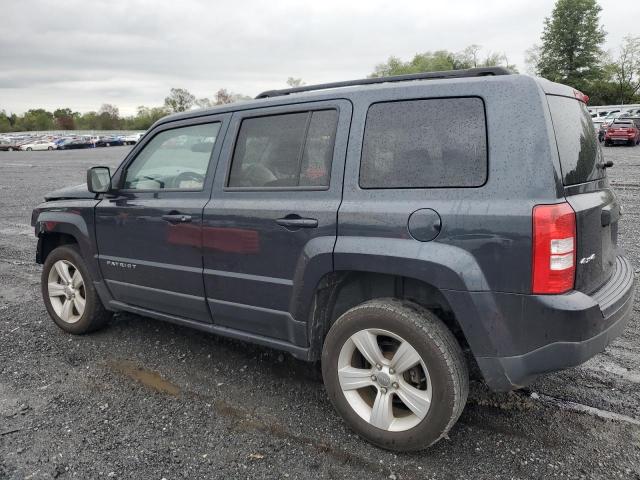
[0,111,11,133]
[286,77,305,87]
[214,88,234,105]
[370,46,516,77]
[610,35,640,105]
[17,109,54,131]
[53,108,76,130]
[98,104,120,130]
[195,97,213,109]
[460,45,482,68]
[164,88,195,112]
[534,0,606,93]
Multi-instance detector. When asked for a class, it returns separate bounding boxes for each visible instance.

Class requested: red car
[604,120,640,146]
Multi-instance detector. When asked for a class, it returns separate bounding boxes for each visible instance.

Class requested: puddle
[108,360,181,396]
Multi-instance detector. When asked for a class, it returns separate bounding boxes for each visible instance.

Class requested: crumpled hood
[44,183,96,201]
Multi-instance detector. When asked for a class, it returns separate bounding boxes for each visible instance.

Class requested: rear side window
[547,95,604,186]
[228,110,338,188]
[359,97,487,188]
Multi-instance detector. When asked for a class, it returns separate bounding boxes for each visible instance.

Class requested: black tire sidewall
[322,301,462,451]
[41,245,106,334]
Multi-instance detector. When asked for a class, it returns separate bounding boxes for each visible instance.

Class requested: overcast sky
[1,0,638,116]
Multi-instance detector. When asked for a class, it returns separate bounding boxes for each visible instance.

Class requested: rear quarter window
[547,95,604,186]
[359,97,487,189]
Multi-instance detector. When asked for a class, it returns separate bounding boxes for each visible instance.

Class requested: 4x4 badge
[579,254,596,265]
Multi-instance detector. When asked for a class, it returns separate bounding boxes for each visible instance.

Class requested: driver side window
[124,122,221,191]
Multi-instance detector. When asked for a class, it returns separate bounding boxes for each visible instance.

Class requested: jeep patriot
[31,67,636,451]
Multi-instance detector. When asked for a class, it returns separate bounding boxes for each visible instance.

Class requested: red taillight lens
[532,203,576,294]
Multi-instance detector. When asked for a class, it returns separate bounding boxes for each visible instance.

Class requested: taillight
[532,203,576,294]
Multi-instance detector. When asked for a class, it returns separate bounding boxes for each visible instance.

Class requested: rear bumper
[471,255,636,391]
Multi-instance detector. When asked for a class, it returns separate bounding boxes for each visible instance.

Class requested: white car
[19,140,57,151]
[122,132,145,145]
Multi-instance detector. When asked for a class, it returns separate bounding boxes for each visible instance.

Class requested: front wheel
[41,245,111,334]
[47,146,53,150]
[322,299,468,451]
[27,147,32,151]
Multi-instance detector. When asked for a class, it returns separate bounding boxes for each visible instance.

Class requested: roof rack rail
[255,67,512,99]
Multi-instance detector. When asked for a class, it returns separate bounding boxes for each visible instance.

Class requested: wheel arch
[305,270,474,362]
[33,204,101,282]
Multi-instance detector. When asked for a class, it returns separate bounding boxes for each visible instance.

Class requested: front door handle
[162,214,192,223]
[276,216,318,229]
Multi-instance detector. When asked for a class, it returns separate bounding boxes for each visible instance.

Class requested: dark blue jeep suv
[32,67,635,451]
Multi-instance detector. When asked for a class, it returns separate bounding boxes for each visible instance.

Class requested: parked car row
[0,132,145,152]
[594,113,640,146]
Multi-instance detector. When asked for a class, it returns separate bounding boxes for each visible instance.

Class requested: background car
[0,139,21,151]
[19,140,57,151]
[95,136,124,147]
[57,138,93,150]
[122,132,144,145]
[604,120,640,146]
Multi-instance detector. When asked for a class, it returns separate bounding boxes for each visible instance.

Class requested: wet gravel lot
[0,145,639,479]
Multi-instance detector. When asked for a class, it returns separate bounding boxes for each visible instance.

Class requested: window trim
[358,96,489,190]
[116,119,224,194]
[224,107,339,192]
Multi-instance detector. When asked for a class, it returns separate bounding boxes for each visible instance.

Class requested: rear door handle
[276,217,318,229]
[162,214,192,223]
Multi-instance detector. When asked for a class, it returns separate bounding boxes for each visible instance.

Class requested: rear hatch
[547,95,619,294]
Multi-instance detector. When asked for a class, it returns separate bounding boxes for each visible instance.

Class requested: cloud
[1,0,638,115]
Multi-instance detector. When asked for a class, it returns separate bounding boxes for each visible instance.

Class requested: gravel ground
[0,145,639,480]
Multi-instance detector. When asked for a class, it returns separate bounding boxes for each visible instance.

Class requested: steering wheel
[172,171,205,188]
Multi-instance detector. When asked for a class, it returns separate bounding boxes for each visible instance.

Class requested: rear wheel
[8,147,13,151]
[41,245,111,334]
[27,147,32,151]
[322,299,468,451]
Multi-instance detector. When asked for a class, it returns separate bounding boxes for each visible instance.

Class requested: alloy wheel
[47,260,86,323]
[337,328,432,432]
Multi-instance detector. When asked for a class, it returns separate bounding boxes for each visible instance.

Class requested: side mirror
[87,166,112,193]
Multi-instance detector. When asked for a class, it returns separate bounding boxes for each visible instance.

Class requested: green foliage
[0,111,12,133]
[535,0,606,93]
[608,35,640,105]
[0,87,253,132]
[17,109,54,131]
[370,46,517,78]
[53,108,76,130]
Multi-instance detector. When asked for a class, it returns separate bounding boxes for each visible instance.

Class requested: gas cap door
[408,208,441,242]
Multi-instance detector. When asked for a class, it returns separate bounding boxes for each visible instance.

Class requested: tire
[47,146,53,150]
[27,147,32,151]
[8,147,13,151]
[322,298,468,451]
[41,245,111,334]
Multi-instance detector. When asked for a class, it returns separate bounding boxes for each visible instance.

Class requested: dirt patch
[107,359,181,396]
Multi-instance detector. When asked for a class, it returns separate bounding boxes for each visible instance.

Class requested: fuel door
[408,208,441,242]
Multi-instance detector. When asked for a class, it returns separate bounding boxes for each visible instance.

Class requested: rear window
[611,122,634,128]
[359,97,487,188]
[547,95,604,186]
